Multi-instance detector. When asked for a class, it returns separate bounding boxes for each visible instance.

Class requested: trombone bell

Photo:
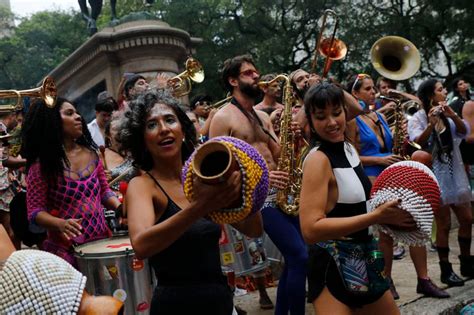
[370,36,420,81]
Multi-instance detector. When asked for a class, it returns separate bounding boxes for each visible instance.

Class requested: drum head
[74,236,133,258]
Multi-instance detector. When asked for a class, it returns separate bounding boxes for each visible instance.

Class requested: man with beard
[290,69,363,140]
[210,55,308,315]
[255,73,285,113]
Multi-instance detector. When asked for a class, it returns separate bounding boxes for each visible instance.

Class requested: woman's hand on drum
[373,200,417,231]
[59,218,83,240]
[269,170,289,190]
[192,170,242,214]
[378,154,404,167]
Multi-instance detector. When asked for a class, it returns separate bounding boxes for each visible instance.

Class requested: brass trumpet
[167,58,204,97]
[0,76,57,113]
[311,9,347,78]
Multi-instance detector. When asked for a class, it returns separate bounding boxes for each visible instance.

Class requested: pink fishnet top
[26,158,115,265]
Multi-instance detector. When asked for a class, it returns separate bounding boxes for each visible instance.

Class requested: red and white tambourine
[369,160,440,246]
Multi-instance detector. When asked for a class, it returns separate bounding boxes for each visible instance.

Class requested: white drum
[219,225,269,276]
[74,236,153,314]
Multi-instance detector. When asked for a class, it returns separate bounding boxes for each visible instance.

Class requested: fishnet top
[26,157,115,265]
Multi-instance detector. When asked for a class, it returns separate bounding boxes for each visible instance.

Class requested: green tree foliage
[0,10,87,89]
[0,0,472,95]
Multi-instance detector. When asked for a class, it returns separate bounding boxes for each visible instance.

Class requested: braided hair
[21,97,97,183]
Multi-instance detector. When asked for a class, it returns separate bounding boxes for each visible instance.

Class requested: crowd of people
[0,51,473,315]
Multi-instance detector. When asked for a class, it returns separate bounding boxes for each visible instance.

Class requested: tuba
[311,9,347,78]
[167,58,204,97]
[370,36,421,158]
[258,75,307,216]
[0,76,57,113]
[370,36,420,81]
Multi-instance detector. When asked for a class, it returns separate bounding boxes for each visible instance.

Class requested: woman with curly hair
[119,89,262,314]
[22,97,121,266]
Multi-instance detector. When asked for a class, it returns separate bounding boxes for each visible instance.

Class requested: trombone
[205,95,232,111]
[311,9,347,78]
[167,58,204,97]
[0,76,57,113]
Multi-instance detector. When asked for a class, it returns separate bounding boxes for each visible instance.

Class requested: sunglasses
[352,73,371,91]
[239,69,260,77]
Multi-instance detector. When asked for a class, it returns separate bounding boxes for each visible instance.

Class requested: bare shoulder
[255,109,271,125]
[128,173,167,207]
[463,100,474,116]
[303,148,332,175]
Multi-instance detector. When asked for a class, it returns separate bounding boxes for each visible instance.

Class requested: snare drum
[74,236,153,314]
[219,225,268,276]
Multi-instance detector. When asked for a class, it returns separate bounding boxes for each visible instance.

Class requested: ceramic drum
[219,224,269,276]
[74,236,153,314]
[182,136,269,224]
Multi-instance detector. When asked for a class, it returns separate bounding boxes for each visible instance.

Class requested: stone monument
[48,19,201,121]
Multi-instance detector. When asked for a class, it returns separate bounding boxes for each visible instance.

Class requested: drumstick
[108,166,134,187]
[99,145,108,170]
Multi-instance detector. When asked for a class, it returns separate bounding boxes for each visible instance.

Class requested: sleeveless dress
[356,112,393,177]
[146,173,233,315]
[408,110,471,205]
[306,141,389,307]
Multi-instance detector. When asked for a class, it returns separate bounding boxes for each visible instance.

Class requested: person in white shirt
[87,92,117,147]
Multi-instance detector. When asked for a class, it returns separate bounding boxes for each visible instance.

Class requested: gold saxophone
[258,75,307,216]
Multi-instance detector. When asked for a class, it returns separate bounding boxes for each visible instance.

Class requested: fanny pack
[317,238,389,297]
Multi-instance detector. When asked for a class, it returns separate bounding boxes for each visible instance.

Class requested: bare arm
[344,90,363,121]
[462,101,474,143]
[2,156,26,169]
[231,212,263,238]
[126,176,208,259]
[256,110,281,160]
[209,109,232,138]
[299,151,379,243]
[198,109,217,137]
[128,171,242,259]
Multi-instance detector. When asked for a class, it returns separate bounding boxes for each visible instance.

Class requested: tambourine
[369,160,440,246]
[182,136,269,224]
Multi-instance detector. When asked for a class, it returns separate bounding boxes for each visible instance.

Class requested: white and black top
[307,141,372,240]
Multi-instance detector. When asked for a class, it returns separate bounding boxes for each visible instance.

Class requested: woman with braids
[22,98,121,266]
[408,79,473,286]
[119,89,262,314]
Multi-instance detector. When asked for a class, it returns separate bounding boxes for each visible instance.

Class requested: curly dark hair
[118,89,197,171]
[21,97,97,182]
[304,82,347,147]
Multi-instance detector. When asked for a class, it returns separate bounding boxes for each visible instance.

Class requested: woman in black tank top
[118,89,263,315]
[299,83,416,315]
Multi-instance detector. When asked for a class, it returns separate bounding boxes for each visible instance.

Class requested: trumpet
[0,76,57,113]
[311,9,347,78]
[167,58,204,97]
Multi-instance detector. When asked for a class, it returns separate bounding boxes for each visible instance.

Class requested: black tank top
[146,173,225,286]
[311,141,372,240]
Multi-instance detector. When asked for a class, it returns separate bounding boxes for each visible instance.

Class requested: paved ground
[234,226,473,315]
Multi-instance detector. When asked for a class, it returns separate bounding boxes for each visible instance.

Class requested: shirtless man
[254,73,284,113]
[210,55,307,315]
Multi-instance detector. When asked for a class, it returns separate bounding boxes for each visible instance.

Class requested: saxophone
[380,95,420,158]
[259,75,307,215]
